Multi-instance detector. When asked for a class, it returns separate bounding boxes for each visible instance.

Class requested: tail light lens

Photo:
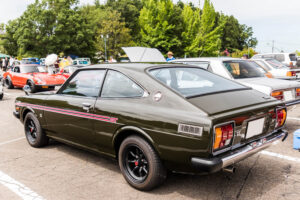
[276,108,287,128]
[213,123,234,151]
[265,72,273,78]
[296,88,300,97]
[287,71,296,76]
[271,91,284,100]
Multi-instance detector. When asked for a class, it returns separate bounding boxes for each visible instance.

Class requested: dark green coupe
[14,63,288,190]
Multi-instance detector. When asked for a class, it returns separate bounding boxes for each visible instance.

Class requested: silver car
[252,59,300,80]
[173,57,300,107]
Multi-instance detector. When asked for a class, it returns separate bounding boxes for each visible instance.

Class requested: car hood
[236,77,300,91]
[187,89,277,115]
[30,73,67,85]
[122,47,166,62]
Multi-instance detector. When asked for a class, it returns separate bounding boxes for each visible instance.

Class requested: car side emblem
[153,92,162,102]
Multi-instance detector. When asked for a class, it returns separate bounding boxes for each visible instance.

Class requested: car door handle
[82,103,92,112]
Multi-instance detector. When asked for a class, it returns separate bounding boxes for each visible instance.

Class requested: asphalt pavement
[0,87,300,200]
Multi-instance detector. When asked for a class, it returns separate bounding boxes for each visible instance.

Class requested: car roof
[174,57,243,62]
[80,63,197,72]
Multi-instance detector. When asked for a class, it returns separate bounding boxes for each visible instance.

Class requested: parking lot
[0,88,299,200]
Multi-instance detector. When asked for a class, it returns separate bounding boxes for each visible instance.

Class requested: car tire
[4,76,14,89]
[118,135,167,191]
[0,93,3,100]
[27,80,37,93]
[24,112,49,148]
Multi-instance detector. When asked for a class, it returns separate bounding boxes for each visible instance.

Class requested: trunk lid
[187,89,276,116]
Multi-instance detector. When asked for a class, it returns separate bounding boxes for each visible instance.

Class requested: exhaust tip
[223,165,236,173]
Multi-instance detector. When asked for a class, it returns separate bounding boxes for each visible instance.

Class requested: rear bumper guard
[286,99,300,107]
[191,129,288,173]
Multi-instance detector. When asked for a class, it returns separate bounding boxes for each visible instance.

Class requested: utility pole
[101,34,109,62]
[272,40,275,53]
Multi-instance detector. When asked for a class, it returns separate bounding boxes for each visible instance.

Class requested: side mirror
[23,85,31,95]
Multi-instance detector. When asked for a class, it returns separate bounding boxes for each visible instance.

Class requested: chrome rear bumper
[191,130,288,173]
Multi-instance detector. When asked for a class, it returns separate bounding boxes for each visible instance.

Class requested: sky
[0,0,299,53]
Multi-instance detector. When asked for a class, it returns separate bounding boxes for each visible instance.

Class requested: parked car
[173,58,300,107]
[21,58,40,65]
[2,64,67,93]
[252,53,298,67]
[252,58,300,80]
[40,58,46,66]
[74,58,91,65]
[0,75,3,100]
[14,63,288,190]
[60,65,85,78]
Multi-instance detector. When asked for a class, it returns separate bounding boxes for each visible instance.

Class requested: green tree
[3,0,96,58]
[96,10,134,59]
[106,0,143,41]
[181,5,201,56]
[139,0,183,57]
[220,15,257,52]
[189,0,224,57]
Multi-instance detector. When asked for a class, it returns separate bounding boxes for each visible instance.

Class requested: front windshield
[149,67,247,98]
[223,61,265,79]
[20,65,40,73]
[265,59,287,69]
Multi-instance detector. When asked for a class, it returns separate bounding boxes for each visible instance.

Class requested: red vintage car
[3,64,67,93]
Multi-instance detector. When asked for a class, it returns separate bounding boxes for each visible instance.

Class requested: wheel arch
[113,126,160,159]
[21,107,36,123]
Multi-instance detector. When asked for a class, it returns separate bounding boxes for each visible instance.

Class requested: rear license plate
[284,91,294,101]
[42,86,48,89]
[246,118,265,139]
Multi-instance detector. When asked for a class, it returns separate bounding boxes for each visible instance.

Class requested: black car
[14,63,288,190]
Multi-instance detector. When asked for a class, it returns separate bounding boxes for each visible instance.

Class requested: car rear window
[223,61,265,79]
[149,67,247,98]
[255,60,271,71]
[265,59,287,69]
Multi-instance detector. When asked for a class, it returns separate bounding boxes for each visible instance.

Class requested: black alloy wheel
[25,119,38,144]
[124,145,149,182]
[5,77,13,89]
[119,136,166,191]
[24,112,49,147]
[27,80,36,93]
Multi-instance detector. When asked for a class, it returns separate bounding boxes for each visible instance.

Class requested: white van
[252,53,298,67]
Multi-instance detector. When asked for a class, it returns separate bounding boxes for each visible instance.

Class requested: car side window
[14,67,20,73]
[60,70,105,97]
[101,70,144,98]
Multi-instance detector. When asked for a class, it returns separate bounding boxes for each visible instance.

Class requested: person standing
[3,57,8,72]
[166,51,175,62]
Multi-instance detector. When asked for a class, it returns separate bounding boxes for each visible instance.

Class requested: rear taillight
[271,91,284,100]
[296,88,300,97]
[287,71,296,76]
[276,108,287,128]
[213,123,234,151]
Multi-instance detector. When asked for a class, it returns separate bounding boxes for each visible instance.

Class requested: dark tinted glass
[61,70,105,97]
[223,61,265,79]
[150,67,246,97]
[101,70,144,98]
[289,54,297,61]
